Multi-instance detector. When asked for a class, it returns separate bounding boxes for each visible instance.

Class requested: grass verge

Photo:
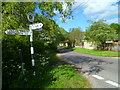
[67,47,120,57]
[47,65,91,88]
[44,54,91,88]
[10,54,91,88]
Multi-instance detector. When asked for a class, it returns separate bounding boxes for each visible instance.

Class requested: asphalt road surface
[57,47,119,88]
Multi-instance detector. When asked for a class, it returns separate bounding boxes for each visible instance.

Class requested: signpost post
[5,12,43,76]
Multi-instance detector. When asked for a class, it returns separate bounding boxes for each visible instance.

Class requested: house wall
[83,41,96,49]
[111,45,120,52]
[59,43,68,47]
[83,41,120,52]
[59,43,64,46]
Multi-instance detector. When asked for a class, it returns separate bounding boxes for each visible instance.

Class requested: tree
[68,28,84,47]
[38,2,73,22]
[2,2,73,49]
[2,2,73,88]
[58,27,68,41]
[110,23,120,41]
[85,19,117,49]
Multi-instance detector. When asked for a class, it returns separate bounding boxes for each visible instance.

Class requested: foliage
[110,23,120,34]
[110,23,120,41]
[85,19,117,46]
[75,41,80,46]
[47,65,90,88]
[9,53,50,88]
[10,54,91,88]
[2,35,31,88]
[2,2,73,88]
[58,27,68,42]
[2,2,35,31]
[38,2,73,22]
[33,15,63,51]
[68,27,84,47]
[2,2,73,32]
[67,47,120,57]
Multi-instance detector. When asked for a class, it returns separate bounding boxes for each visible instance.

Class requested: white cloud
[73,0,118,19]
[82,0,118,19]
[106,18,118,24]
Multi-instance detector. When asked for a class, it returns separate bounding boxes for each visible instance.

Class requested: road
[57,47,119,88]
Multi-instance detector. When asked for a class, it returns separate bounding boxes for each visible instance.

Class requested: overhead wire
[72,0,89,14]
[55,0,89,23]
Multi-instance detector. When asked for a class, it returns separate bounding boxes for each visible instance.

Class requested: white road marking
[92,75,104,80]
[105,80,119,87]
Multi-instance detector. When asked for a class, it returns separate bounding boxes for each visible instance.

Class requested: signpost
[5,30,31,35]
[30,23,43,30]
[106,41,113,43]
[5,12,43,76]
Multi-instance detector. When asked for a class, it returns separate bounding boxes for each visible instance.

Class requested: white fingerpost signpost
[5,12,43,76]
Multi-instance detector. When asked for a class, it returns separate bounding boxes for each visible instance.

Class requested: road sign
[106,41,113,43]
[4,12,44,76]
[5,30,31,35]
[30,23,43,30]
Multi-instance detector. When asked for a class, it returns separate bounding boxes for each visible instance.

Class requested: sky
[55,0,119,32]
[35,0,119,32]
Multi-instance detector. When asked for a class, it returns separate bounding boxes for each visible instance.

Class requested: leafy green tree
[2,2,73,31]
[85,19,117,48]
[38,2,73,22]
[58,27,68,41]
[110,23,120,41]
[68,28,84,47]
[2,2,73,88]
[2,2,36,88]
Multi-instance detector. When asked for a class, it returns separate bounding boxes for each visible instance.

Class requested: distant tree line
[60,19,119,49]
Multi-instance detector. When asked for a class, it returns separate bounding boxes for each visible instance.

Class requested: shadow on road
[57,47,114,75]
[57,47,73,53]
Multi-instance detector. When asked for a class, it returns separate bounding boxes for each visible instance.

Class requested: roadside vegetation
[2,2,82,88]
[10,54,91,88]
[65,19,119,52]
[67,47,120,57]
[2,2,119,89]
[47,65,90,88]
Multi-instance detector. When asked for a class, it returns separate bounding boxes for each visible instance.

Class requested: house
[59,40,68,47]
[80,40,120,52]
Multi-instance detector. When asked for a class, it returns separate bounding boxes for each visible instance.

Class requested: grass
[10,54,91,88]
[45,54,91,88]
[47,65,91,88]
[67,47,120,57]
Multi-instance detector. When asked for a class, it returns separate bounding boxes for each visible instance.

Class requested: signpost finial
[27,12,34,22]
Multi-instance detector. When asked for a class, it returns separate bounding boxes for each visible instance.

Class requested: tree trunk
[102,43,105,50]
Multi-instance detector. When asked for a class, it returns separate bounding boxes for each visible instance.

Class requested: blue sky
[35,0,119,32]
[55,9,90,32]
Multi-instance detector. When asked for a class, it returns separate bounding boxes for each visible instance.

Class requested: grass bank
[45,54,91,88]
[10,54,91,88]
[47,65,90,88]
[67,47,120,57]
